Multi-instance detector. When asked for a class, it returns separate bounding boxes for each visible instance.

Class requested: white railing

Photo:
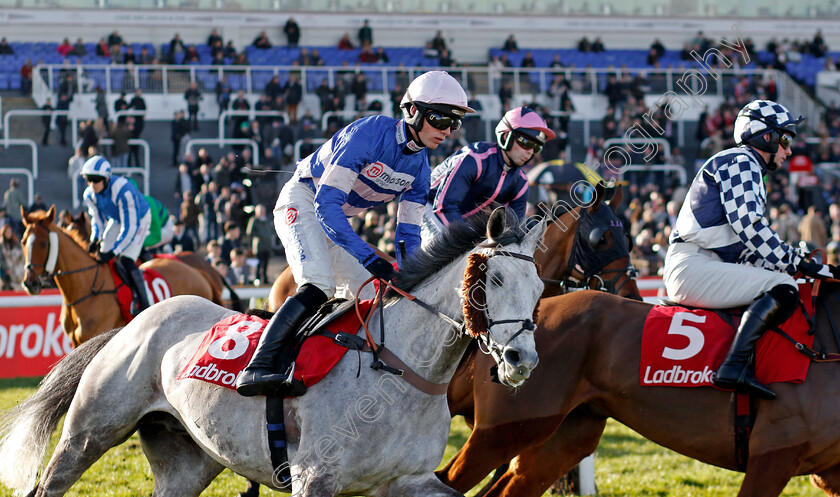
[184,138,260,166]
[217,109,289,141]
[294,138,328,162]
[0,168,34,206]
[110,109,148,124]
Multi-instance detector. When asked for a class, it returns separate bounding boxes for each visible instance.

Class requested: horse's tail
[0,328,120,495]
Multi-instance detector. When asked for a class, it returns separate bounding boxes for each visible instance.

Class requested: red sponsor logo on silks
[286,207,298,225]
[366,162,384,178]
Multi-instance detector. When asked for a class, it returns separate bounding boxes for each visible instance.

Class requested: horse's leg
[34,422,137,497]
[137,415,225,497]
[475,410,607,497]
[737,444,809,497]
[812,464,840,496]
[436,415,563,493]
[386,474,464,497]
[238,480,261,497]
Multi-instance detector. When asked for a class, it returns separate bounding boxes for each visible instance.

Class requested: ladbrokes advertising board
[0,290,71,378]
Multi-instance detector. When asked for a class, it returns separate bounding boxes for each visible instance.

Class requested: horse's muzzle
[498,346,539,387]
[22,275,42,295]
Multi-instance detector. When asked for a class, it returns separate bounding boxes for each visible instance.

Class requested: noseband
[463,248,539,360]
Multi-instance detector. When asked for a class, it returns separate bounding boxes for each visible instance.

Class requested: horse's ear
[588,182,606,213]
[524,215,548,252]
[45,205,56,223]
[486,207,507,242]
[609,184,623,213]
[20,205,28,224]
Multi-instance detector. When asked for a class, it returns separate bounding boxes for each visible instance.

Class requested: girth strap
[733,392,754,472]
[265,396,292,489]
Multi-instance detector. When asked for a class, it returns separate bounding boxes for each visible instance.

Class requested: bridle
[466,248,538,363]
[541,206,638,296]
[354,246,539,391]
[24,222,116,305]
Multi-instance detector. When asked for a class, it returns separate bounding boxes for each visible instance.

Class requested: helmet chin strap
[405,122,426,151]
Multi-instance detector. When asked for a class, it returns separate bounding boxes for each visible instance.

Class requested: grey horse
[0,209,546,497]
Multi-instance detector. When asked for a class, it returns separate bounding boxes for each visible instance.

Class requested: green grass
[0,379,824,496]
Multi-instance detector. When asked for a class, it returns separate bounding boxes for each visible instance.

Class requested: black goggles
[415,104,461,131]
[514,133,544,154]
[779,133,793,150]
[84,175,106,184]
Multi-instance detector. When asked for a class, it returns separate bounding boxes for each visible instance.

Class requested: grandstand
[0,4,836,278]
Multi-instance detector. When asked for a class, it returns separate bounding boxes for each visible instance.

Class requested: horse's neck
[537,216,574,280]
[377,263,472,385]
[54,229,110,302]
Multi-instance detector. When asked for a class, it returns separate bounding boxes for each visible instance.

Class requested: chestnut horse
[438,288,840,497]
[20,206,217,346]
[61,209,244,330]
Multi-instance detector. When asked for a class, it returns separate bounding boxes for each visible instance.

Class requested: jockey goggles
[84,175,106,184]
[779,133,793,150]
[514,133,544,154]
[415,102,462,131]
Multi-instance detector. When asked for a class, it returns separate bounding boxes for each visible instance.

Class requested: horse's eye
[596,232,613,251]
[39,241,48,248]
[489,273,504,287]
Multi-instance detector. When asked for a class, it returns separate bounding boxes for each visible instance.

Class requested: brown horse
[20,206,217,346]
[438,288,840,497]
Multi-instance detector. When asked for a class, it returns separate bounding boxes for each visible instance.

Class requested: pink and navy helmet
[495,107,556,151]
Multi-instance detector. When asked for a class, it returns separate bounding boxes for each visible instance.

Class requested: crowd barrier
[0,278,667,379]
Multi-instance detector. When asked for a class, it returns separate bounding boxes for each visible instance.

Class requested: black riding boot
[120,256,150,314]
[236,284,328,397]
[713,285,798,400]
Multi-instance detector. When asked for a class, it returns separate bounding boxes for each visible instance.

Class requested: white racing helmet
[401,71,474,133]
[80,155,112,180]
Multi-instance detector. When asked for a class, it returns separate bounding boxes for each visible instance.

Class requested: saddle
[255,298,374,388]
[641,283,815,388]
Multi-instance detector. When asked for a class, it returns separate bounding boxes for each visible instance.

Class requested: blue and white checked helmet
[80,155,112,179]
[734,100,803,154]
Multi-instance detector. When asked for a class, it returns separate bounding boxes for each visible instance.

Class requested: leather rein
[352,248,539,395]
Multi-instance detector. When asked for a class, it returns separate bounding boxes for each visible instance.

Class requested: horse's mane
[389,208,524,296]
[28,210,88,249]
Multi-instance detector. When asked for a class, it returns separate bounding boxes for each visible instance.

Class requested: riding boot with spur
[236,284,328,398]
[713,285,798,400]
[119,256,151,314]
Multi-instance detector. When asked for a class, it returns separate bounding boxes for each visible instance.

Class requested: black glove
[87,240,100,255]
[797,258,840,279]
[97,250,115,264]
[365,256,398,282]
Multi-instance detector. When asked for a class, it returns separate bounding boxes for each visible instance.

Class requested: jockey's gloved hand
[365,256,398,282]
[96,250,114,264]
[87,240,100,255]
[797,258,840,279]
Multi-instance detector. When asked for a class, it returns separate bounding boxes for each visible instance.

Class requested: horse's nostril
[503,348,521,366]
